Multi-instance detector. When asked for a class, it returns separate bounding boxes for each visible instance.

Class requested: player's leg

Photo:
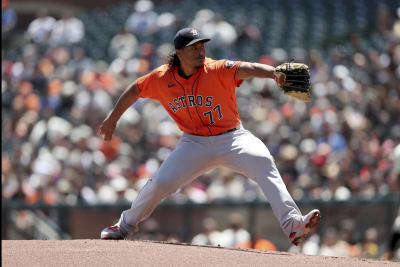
[101,134,217,239]
[219,129,320,245]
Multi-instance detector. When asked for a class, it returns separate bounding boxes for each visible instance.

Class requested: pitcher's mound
[1,240,396,267]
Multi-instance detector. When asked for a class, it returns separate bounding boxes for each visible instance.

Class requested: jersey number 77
[203,104,223,125]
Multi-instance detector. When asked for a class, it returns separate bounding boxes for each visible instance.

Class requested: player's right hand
[98,117,117,141]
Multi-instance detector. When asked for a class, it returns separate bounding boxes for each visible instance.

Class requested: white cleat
[288,209,321,246]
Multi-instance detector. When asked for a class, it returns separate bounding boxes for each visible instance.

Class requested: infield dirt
[2,240,397,266]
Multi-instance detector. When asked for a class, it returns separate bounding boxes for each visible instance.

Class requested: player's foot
[289,209,321,246]
[100,224,127,240]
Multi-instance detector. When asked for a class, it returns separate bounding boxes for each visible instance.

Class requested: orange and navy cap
[174,28,211,49]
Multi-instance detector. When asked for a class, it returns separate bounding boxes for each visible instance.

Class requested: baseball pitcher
[99,28,320,246]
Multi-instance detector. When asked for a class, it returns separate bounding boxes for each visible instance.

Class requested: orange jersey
[136,58,243,136]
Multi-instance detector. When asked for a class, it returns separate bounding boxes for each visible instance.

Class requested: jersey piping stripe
[233,61,241,85]
[172,70,194,126]
[191,72,213,136]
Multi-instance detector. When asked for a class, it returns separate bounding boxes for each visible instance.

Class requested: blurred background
[2,0,400,261]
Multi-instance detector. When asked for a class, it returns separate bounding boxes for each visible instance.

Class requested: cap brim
[185,38,211,47]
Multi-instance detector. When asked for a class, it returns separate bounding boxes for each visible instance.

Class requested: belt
[215,126,238,136]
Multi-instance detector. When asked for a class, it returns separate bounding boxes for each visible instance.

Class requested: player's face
[179,42,206,68]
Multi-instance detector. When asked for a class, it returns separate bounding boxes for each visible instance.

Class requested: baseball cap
[174,28,211,49]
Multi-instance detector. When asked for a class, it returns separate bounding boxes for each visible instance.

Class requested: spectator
[319,227,344,257]
[192,10,238,48]
[2,1,17,33]
[191,217,221,246]
[361,227,380,259]
[135,218,165,241]
[218,213,251,248]
[49,11,84,46]
[125,0,158,37]
[253,238,277,251]
[301,233,320,255]
[2,0,17,47]
[235,232,278,251]
[337,219,362,258]
[109,28,139,60]
[26,10,55,45]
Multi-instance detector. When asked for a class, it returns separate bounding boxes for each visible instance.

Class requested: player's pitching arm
[238,61,310,102]
[237,62,276,80]
[98,81,140,141]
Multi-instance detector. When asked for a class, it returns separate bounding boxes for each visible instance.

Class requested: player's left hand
[274,62,311,102]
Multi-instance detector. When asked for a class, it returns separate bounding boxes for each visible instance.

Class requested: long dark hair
[167,52,180,68]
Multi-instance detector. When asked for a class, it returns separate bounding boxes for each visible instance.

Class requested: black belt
[215,126,238,136]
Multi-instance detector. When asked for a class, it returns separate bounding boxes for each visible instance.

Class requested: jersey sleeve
[214,59,243,88]
[136,70,159,100]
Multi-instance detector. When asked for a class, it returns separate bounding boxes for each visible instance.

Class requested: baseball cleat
[100,224,127,240]
[289,209,321,246]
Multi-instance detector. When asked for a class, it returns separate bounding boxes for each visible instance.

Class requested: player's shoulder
[204,57,222,68]
[204,58,238,71]
[140,64,171,82]
[150,64,171,77]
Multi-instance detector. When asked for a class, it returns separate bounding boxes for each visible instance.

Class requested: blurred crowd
[293,207,400,260]
[2,0,399,207]
[1,0,399,259]
[135,210,400,260]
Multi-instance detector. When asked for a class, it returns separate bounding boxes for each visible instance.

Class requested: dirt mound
[2,240,396,267]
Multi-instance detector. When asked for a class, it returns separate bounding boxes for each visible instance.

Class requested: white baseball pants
[118,125,302,238]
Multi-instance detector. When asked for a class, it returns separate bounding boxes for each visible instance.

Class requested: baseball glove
[274,62,311,102]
